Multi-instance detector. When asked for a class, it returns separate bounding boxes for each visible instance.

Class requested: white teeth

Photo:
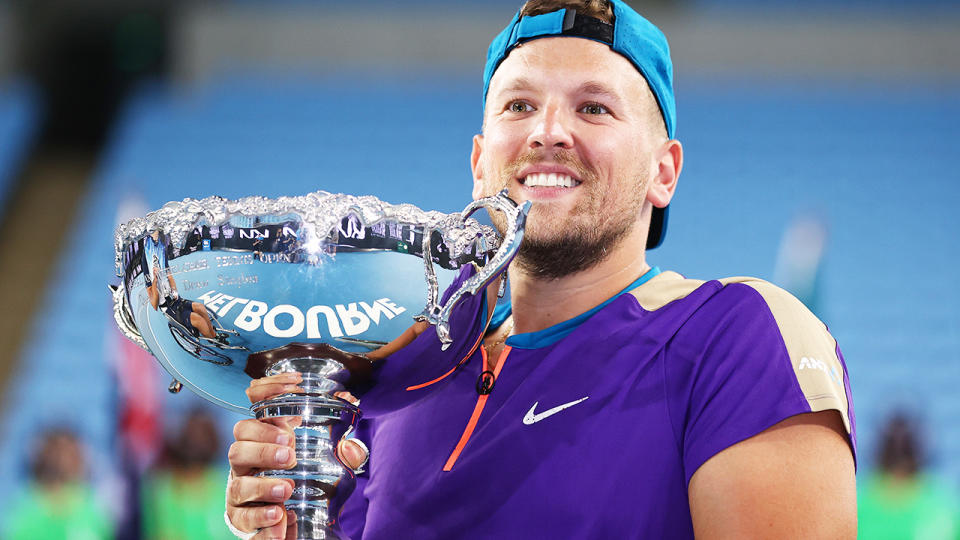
[524,173,577,187]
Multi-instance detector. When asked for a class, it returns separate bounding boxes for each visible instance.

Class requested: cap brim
[646,206,668,250]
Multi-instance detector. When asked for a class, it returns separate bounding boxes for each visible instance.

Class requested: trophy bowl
[112,190,529,539]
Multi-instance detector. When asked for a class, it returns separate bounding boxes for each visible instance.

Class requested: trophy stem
[252,356,362,540]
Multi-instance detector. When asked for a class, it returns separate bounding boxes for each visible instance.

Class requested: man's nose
[527,104,574,149]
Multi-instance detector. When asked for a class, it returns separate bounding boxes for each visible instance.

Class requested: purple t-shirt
[341,269,856,539]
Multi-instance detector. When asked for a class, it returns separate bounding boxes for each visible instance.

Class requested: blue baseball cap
[482,0,674,250]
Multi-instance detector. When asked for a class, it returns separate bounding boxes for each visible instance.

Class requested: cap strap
[510,9,615,49]
[562,11,614,44]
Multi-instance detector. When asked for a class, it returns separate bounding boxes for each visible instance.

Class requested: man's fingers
[337,439,369,471]
[227,504,285,534]
[228,441,297,474]
[227,475,294,506]
[246,383,303,403]
[333,391,359,405]
[234,418,296,445]
[250,372,302,387]
[230,419,300,476]
[256,508,292,540]
[246,373,304,403]
[253,509,297,540]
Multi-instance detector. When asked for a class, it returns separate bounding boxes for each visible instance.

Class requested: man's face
[473,37,663,277]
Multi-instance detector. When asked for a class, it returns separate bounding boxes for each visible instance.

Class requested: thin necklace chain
[486,318,514,355]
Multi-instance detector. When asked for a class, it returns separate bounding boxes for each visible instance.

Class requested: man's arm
[366,320,429,361]
[166,273,178,299]
[148,269,160,310]
[689,410,856,539]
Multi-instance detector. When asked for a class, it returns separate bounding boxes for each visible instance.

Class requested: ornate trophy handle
[110,284,150,352]
[418,190,530,350]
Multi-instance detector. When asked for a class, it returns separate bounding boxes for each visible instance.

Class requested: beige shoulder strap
[628,273,852,434]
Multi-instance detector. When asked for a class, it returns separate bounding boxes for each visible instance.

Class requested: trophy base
[284,502,352,540]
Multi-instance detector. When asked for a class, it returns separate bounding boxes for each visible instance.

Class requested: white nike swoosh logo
[523,397,589,425]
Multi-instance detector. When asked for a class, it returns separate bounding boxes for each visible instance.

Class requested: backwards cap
[482,0,675,250]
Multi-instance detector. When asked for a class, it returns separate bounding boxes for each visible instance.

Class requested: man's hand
[225,372,369,538]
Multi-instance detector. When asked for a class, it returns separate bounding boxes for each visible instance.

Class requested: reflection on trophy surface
[112,190,529,539]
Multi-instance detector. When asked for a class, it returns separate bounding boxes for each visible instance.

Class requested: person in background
[5,428,113,540]
[142,408,233,540]
[858,412,959,539]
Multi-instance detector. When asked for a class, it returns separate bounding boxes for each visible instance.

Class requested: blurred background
[0,0,958,538]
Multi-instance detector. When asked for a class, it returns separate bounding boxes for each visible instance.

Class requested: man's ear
[647,139,683,208]
[471,134,485,200]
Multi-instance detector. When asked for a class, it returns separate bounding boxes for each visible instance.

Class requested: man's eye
[580,103,609,115]
[508,101,533,113]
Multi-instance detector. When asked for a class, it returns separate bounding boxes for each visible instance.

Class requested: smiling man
[225,1,857,538]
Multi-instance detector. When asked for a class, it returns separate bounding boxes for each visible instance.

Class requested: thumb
[337,438,369,471]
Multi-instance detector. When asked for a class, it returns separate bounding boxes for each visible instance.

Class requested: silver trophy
[111,190,529,539]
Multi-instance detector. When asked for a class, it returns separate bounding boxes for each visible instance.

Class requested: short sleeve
[664,279,856,485]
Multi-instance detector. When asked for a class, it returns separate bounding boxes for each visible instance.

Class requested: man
[226,0,857,538]
[143,229,218,340]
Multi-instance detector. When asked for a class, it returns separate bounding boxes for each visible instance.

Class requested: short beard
[481,149,648,280]
[515,217,634,280]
